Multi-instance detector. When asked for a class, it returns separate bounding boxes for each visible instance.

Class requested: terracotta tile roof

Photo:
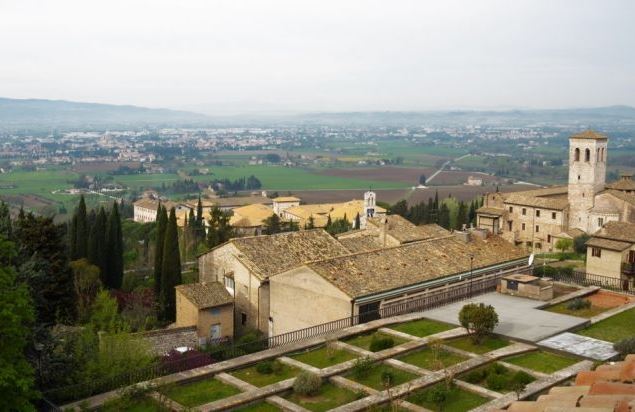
[604,190,635,206]
[501,185,569,200]
[273,196,301,202]
[591,221,635,244]
[571,130,609,140]
[133,198,178,211]
[175,282,232,309]
[586,238,632,252]
[229,203,274,228]
[305,235,528,298]
[477,206,506,216]
[367,215,450,243]
[337,235,383,253]
[185,196,273,209]
[504,193,569,210]
[229,229,351,279]
[555,228,586,239]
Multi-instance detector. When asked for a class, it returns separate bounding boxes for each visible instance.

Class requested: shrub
[567,298,591,311]
[486,373,507,391]
[488,363,508,375]
[534,266,558,277]
[256,360,274,375]
[271,359,283,374]
[614,336,635,357]
[458,303,499,344]
[293,371,322,396]
[369,335,395,352]
[352,357,375,379]
[381,370,395,387]
[465,369,486,383]
[512,370,534,386]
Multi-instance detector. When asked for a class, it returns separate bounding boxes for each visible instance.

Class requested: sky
[1,0,634,113]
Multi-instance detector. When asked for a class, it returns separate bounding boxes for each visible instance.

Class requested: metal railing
[536,267,635,295]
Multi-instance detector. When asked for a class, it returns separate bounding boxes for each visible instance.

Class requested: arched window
[574,148,580,161]
[585,148,590,162]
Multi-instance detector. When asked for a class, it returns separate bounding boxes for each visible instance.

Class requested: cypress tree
[354,213,361,229]
[0,201,12,239]
[69,213,78,260]
[74,195,89,259]
[468,200,477,226]
[153,206,168,301]
[196,195,203,225]
[88,207,108,284]
[160,208,182,321]
[438,203,451,229]
[456,201,468,230]
[105,202,124,289]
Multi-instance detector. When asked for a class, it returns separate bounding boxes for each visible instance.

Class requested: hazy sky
[1,0,634,112]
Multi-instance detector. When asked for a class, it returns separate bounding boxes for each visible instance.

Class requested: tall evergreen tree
[196,195,203,225]
[263,213,282,235]
[105,202,124,289]
[88,207,107,284]
[160,208,182,321]
[0,202,12,239]
[69,213,78,261]
[468,200,477,226]
[354,212,361,229]
[206,207,233,248]
[153,206,168,301]
[438,203,451,229]
[75,195,89,259]
[456,201,468,230]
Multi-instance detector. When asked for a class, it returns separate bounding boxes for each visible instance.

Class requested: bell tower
[360,190,376,229]
[568,130,608,232]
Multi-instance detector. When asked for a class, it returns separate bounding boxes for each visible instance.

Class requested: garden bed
[444,336,509,354]
[285,382,360,411]
[578,308,635,342]
[344,331,409,352]
[545,300,609,318]
[100,395,166,412]
[230,360,299,387]
[346,361,417,390]
[398,347,468,370]
[388,318,455,337]
[232,401,281,411]
[503,351,579,374]
[291,345,358,368]
[460,362,535,393]
[406,383,489,412]
[160,377,241,407]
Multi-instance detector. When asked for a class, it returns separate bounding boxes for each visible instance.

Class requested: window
[547,234,552,243]
[578,175,581,180]
[224,276,235,293]
[552,212,557,219]
[526,241,532,248]
[508,221,513,231]
[535,242,542,250]
[598,217,604,227]
[574,147,580,161]
[522,208,527,216]
[535,225,540,233]
[592,248,601,257]
[211,308,220,315]
[585,148,590,162]
[241,312,247,326]
[509,206,513,213]
[536,210,541,217]
[521,223,526,231]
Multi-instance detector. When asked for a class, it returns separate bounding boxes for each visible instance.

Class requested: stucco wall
[270,266,351,335]
[198,304,234,340]
[586,247,623,279]
[175,291,199,328]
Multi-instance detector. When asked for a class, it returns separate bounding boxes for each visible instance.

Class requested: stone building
[585,221,635,284]
[133,198,181,223]
[272,196,301,216]
[229,203,275,236]
[477,131,635,252]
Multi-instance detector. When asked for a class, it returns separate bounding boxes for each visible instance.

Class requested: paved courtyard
[539,332,618,361]
[422,292,588,342]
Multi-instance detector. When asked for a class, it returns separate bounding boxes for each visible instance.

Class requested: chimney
[454,230,471,243]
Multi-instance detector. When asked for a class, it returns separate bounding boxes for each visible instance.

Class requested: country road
[425,153,471,184]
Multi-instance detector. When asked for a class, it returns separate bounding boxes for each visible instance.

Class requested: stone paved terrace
[539,332,618,361]
[422,292,589,342]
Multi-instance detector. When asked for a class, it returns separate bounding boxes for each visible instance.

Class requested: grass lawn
[389,318,455,338]
[578,308,635,342]
[398,347,468,371]
[444,336,509,354]
[230,362,299,387]
[160,377,241,407]
[407,383,489,412]
[503,351,579,374]
[344,332,409,352]
[346,364,417,390]
[291,345,358,368]
[545,301,609,318]
[232,401,281,411]
[285,382,360,411]
[101,396,166,412]
[460,363,535,393]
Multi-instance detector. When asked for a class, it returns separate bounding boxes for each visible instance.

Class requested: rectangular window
[224,276,235,293]
[509,206,513,213]
[522,223,526,231]
[592,248,602,258]
[535,225,539,233]
[598,217,604,227]
[552,212,557,219]
[241,312,247,326]
[536,210,541,217]
[547,234,552,243]
[535,242,541,250]
[522,208,527,216]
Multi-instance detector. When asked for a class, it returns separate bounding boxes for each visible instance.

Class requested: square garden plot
[577,308,635,342]
[101,395,167,412]
[398,347,468,371]
[346,361,418,390]
[503,350,579,374]
[230,360,299,387]
[389,318,455,338]
[160,377,241,407]
[285,381,361,411]
[459,362,535,393]
[232,401,281,411]
[407,383,490,412]
[545,300,610,318]
[291,345,358,368]
[444,335,509,354]
[344,331,409,352]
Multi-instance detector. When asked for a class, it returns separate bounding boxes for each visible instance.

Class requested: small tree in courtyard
[458,303,499,344]
[555,238,573,254]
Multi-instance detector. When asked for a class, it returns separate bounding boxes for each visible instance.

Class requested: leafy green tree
[160,208,182,321]
[153,205,168,301]
[264,213,282,235]
[105,202,124,289]
[555,238,573,254]
[326,216,352,235]
[305,215,315,230]
[391,199,408,217]
[15,213,76,324]
[573,234,590,254]
[90,290,126,333]
[0,236,38,410]
[70,259,103,323]
[458,303,499,344]
[206,206,233,248]
[87,207,107,284]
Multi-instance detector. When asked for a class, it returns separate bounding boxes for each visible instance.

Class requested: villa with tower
[476,130,635,254]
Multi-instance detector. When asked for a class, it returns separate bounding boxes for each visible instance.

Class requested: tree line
[389,191,483,230]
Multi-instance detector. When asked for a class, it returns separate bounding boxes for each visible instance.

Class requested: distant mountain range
[1,97,634,129]
[0,97,210,130]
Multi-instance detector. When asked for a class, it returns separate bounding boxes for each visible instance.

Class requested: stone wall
[137,326,199,355]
